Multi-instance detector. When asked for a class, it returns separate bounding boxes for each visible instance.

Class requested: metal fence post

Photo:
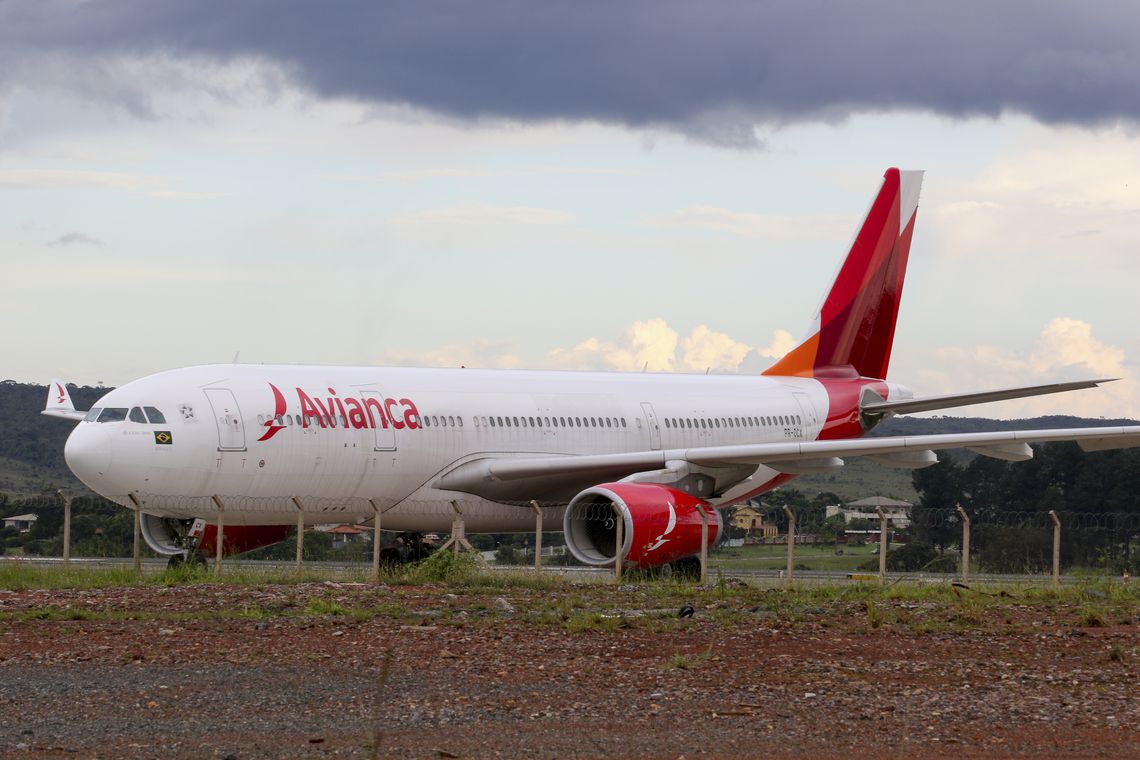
[1049,510,1061,586]
[292,497,305,576]
[698,504,710,585]
[782,506,796,589]
[57,490,72,568]
[210,495,226,577]
[530,501,543,573]
[876,506,888,584]
[956,505,970,583]
[369,499,382,582]
[614,504,624,582]
[127,492,142,574]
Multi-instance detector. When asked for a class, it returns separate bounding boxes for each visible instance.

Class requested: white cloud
[757,329,797,359]
[913,317,1137,418]
[680,325,751,372]
[546,318,679,372]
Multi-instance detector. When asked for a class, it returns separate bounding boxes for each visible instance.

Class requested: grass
[711,542,883,572]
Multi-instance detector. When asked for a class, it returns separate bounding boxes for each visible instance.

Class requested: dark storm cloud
[3,1,1139,144]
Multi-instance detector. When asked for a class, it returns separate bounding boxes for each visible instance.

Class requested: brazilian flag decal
[154,431,173,445]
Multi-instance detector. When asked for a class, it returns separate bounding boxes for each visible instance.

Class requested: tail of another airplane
[763,168,923,381]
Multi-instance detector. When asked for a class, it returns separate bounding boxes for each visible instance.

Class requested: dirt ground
[0,580,1137,759]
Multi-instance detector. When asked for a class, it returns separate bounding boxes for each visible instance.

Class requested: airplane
[43,168,1140,572]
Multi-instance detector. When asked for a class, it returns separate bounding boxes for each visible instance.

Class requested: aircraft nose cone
[64,425,112,490]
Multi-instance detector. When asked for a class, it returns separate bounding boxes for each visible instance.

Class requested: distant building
[322,524,372,550]
[730,505,779,538]
[826,496,913,528]
[2,514,37,533]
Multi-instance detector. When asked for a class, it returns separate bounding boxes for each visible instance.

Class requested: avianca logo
[258,383,422,442]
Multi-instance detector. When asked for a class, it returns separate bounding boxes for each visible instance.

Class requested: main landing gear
[166,551,207,569]
[378,532,435,567]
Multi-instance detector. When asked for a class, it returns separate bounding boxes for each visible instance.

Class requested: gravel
[0,582,1137,758]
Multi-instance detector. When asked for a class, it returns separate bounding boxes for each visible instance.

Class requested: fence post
[1049,510,1061,586]
[57,490,72,568]
[782,505,796,589]
[127,492,142,574]
[956,505,970,583]
[292,497,305,576]
[529,501,543,573]
[211,495,225,577]
[369,499,382,582]
[876,506,888,585]
[698,504,710,585]
[614,504,624,582]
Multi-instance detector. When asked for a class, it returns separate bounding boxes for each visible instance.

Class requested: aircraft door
[359,390,397,451]
[641,402,662,450]
[203,388,246,451]
[792,392,820,435]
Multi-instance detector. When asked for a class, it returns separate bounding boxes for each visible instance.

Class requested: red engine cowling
[563,483,721,568]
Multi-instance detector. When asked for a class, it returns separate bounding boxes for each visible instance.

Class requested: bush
[405,549,480,583]
[885,542,938,572]
[924,554,958,573]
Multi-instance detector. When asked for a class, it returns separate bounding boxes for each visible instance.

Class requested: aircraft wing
[41,379,86,421]
[861,378,1116,416]
[437,425,1140,498]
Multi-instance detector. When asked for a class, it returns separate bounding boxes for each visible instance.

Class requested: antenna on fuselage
[232,351,240,364]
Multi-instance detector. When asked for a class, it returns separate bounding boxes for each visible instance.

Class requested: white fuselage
[64,364,869,531]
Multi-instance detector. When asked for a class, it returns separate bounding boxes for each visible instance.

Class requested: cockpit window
[129,407,147,423]
[97,408,129,423]
[144,407,166,424]
[84,407,102,422]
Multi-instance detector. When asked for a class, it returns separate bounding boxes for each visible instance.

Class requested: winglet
[42,379,86,421]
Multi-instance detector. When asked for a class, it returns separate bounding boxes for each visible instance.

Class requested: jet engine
[563,483,721,568]
[140,513,292,560]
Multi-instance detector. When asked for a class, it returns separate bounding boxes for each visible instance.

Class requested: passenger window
[714,419,720,428]
[458,417,463,427]
[129,407,146,423]
[621,418,626,427]
[448,416,455,427]
[497,416,504,427]
[490,417,497,427]
[144,407,167,424]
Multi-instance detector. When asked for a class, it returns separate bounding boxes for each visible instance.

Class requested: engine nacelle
[563,483,721,568]
[140,513,292,558]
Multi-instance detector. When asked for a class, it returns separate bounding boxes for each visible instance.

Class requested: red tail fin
[763,168,922,381]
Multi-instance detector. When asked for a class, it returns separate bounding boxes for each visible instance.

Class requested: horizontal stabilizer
[42,379,86,422]
[861,379,1115,416]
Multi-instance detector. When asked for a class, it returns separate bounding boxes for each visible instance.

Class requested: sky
[2,1,1140,419]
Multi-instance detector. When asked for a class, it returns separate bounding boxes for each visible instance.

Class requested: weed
[1107,645,1126,663]
[305,597,348,616]
[1079,606,1106,627]
[865,600,883,629]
